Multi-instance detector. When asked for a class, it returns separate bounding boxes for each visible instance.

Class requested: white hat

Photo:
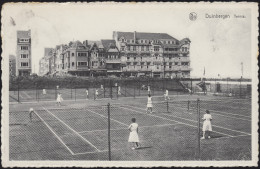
[29,108,34,112]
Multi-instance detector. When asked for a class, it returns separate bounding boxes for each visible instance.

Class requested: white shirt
[203,114,212,121]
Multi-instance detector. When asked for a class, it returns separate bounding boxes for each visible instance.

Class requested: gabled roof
[101,39,118,51]
[180,38,191,45]
[115,31,178,41]
[70,41,87,50]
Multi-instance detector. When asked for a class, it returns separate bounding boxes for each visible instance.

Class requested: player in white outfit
[95,89,99,100]
[146,94,153,113]
[128,118,140,150]
[86,89,89,100]
[56,93,63,107]
[164,89,170,100]
[201,110,212,139]
[42,89,46,95]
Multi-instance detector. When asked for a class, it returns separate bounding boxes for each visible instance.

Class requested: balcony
[163,51,179,54]
[106,59,121,64]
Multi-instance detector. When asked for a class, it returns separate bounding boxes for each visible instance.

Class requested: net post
[191,78,193,95]
[75,86,76,101]
[134,84,136,99]
[71,86,72,100]
[17,80,20,103]
[107,103,111,161]
[197,98,201,160]
[166,99,169,113]
[188,100,190,111]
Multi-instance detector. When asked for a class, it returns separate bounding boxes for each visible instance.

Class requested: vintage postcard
[1,2,258,167]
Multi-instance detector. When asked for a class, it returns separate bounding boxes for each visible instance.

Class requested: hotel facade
[16,30,32,76]
[39,31,191,78]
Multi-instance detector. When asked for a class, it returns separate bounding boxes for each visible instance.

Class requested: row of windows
[121,38,178,45]
[125,62,189,66]
[181,47,189,52]
[20,54,29,58]
[20,46,29,50]
[19,38,29,42]
[20,62,29,67]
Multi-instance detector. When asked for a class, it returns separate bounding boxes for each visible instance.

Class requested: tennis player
[29,108,34,122]
[164,89,170,100]
[147,85,151,95]
[118,86,121,95]
[86,88,89,100]
[146,94,153,113]
[42,89,46,95]
[201,110,212,139]
[95,89,99,100]
[128,118,140,150]
[56,93,63,107]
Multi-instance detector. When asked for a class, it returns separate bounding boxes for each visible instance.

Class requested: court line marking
[125,105,251,136]
[65,123,179,135]
[22,91,33,99]
[33,110,75,155]
[170,105,251,121]
[87,109,128,127]
[120,106,235,138]
[212,134,251,140]
[42,106,101,152]
[73,148,124,155]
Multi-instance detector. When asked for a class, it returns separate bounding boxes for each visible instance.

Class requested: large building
[16,30,32,76]
[39,31,191,78]
[9,55,16,77]
[113,31,191,78]
[38,48,53,76]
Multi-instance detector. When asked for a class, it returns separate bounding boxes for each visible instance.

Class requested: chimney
[83,40,88,47]
[134,31,136,43]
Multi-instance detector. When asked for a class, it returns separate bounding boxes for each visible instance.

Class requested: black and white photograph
[1,2,258,167]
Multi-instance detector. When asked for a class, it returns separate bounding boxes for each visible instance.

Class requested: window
[169,66,172,69]
[156,57,158,60]
[72,53,74,56]
[133,46,136,51]
[20,54,28,59]
[127,40,130,43]
[127,46,130,51]
[141,57,142,61]
[175,62,178,65]
[121,47,125,51]
[134,57,136,60]
[78,62,88,66]
[20,62,29,67]
[141,46,144,51]
[19,38,29,42]
[127,62,131,66]
[141,40,143,43]
[20,46,28,50]
[154,46,159,51]
[72,62,74,67]
[157,65,159,69]
[146,46,149,51]
[169,56,172,60]
[78,52,87,57]
[127,57,130,60]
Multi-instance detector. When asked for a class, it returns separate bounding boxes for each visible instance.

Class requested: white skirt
[202,121,212,131]
[128,131,139,142]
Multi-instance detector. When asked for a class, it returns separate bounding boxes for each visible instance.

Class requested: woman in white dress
[128,118,140,150]
[146,94,153,113]
[201,110,212,139]
[95,89,99,100]
[56,93,63,107]
[86,89,89,100]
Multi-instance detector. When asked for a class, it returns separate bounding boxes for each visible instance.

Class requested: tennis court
[9,94,251,160]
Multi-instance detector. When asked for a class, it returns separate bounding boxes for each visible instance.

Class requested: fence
[9,78,188,103]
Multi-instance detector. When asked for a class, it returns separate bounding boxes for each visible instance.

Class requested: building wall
[16,30,31,76]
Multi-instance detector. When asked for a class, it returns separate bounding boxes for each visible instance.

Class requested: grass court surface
[9,94,251,160]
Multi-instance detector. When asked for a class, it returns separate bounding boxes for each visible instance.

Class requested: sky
[2,3,255,78]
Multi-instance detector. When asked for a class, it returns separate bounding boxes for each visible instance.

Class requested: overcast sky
[2,3,254,78]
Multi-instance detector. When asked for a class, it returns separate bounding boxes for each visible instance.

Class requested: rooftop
[17,30,31,38]
[115,31,178,41]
